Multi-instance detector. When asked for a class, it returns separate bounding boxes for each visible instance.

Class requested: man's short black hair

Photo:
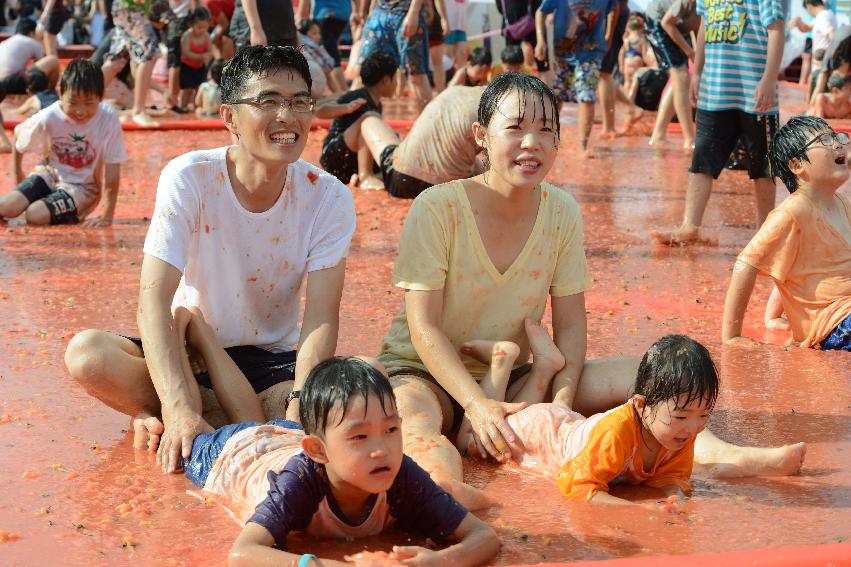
[221,45,312,102]
[16,18,37,36]
[469,46,493,67]
[299,357,396,437]
[359,51,399,87]
[501,45,524,65]
[59,58,105,98]
[769,115,832,193]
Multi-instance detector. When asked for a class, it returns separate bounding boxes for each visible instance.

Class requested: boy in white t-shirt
[0,59,127,226]
[790,0,837,95]
[64,46,357,476]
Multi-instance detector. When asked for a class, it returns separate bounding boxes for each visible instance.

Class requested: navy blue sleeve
[387,456,469,544]
[247,454,324,549]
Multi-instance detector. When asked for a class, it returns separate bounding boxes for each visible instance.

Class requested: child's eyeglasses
[227,94,315,114]
[802,131,851,151]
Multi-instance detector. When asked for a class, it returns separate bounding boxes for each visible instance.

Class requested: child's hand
[534,42,547,61]
[344,550,405,567]
[392,546,443,566]
[401,13,419,38]
[81,215,113,227]
[346,98,368,112]
[724,335,759,348]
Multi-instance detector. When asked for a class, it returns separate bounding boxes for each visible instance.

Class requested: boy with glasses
[722,116,851,350]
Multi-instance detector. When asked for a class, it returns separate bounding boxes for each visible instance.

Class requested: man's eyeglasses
[227,94,315,114]
[802,131,851,152]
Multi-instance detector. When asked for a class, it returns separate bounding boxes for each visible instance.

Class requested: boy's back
[738,191,851,346]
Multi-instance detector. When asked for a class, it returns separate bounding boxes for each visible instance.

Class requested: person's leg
[33,55,60,89]
[102,57,126,87]
[649,85,675,145]
[0,189,32,219]
[670,66,694,148]
[355,114,402,169]
[320,17,346,67]
[574,61,601,156]
[397,12,432,109]
[23,200,53,225]
[753,177,777,225]
[180,306,265,423]
[741,111,779,226]
[0,111,11,153]
[430,43,445,93]
[598,72,617,136]
[0,174,53,220]
[166,18,185,109]
[390,374,491,510]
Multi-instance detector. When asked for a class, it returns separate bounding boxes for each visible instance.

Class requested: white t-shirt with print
[143,148,356,353]
[813,10,838,69]
[14,101,127,207]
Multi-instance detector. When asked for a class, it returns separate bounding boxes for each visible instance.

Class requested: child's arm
[194,87,204,110]
[12,96,39,117]
[13,145,25,184]
[82,163,120,227]
[401,0,424,38]
[721,260,759,343]
[447,67,466,87]
[314,98,367,119]
[434,0,448,35]
[811,92,828,117]
[661,9,695,59]
[534,9,548,61]
[754,19,784,113]
[228,522,349,567]
[392,513,499,567]
[788,16,813,33]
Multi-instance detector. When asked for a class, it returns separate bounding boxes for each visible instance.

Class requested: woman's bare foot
[703,442,807,478]
[131,414,165,451]
[460,339,519,365]
[525,318,565,375]
[435,477,493,511]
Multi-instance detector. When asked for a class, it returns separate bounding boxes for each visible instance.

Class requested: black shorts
[44,9,70,34]
[690,109,778,180]
[166,17,189,68]
[320,134,359,182]
[804,36,813,55]
[17,174,79,224]
[601,10,629,74]
[0,67,46,100]
[645,18,688,71]
[126,337,297,394]
[229,0,296,53]
[180,62,207,89]
[379,145,432,199]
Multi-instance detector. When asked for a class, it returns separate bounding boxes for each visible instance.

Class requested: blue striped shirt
[697,0,783,113]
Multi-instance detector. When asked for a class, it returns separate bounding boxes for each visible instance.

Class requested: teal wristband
[299,553,318,567]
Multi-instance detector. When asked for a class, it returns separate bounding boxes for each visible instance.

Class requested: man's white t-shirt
[14,102,127,209]
[813,10,838,69]
[0,34,44,77]
[143,148,356,353]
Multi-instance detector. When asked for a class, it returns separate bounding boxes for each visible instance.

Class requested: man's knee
[65,329,118,384]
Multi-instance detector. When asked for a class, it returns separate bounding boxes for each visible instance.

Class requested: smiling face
[311,393,403,497]
[639,393,712,452]
[473,88,560,191]
[223,68,313,166]
[793,127,850,192]
[59,89,101,124]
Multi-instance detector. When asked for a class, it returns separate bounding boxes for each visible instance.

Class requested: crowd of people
[0,0,849,564]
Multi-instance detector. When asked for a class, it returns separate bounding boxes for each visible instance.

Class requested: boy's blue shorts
[183,419,302,486]
[444,30,466,45]
[820,313,851,351]
[358,6,429,75]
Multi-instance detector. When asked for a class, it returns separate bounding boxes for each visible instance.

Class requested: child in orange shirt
[722,116,851,349]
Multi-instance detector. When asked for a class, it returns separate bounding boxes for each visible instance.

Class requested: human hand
[249,26,267,46]
[465,398,527,461]
[401,14,418,38]
[344,550,405,566]
[81,215,113,227]
[440,17,449,34]
[392,546,443,566]
[157,409,213,473]
[753,76,776,113]
[346,98,368,112]
[685,46,695,61]
[690,72,701,106]
[534,41,547,61]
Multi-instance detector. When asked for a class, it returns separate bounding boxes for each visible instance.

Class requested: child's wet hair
[359,51,399,87]
[209,59,225,85]
[188,6,211,24]
[221,45,312,103]
[769,115,832,193]
[803,0,826,7]
[468,46,493,67]
[299,357,396,437]
[828,71,851,91]
[25,69,50,95]
[297,18,320,35]
[634,335,719,416]
[501,45,524,65]
[59,58,104,98]
[478,72,560,138]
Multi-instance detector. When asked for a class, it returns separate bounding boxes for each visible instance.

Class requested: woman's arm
[406,289,526,460]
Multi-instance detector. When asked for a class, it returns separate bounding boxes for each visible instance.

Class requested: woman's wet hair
[478,72,560,138]
[633,335,719,417]
[769,115,831,193]
[221,45,312,103]
[59,58,105,98]
[299,357,396,437]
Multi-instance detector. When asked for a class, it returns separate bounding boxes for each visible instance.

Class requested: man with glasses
[64,46,356,473]
[722,116,851,350]
[651,0,785,245]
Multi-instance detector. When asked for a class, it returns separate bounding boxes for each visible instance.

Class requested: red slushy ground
[0,86,849,566]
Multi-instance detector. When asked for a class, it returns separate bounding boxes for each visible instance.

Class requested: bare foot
[600,130,618,140]
[651,226,717,246]
[460,339,503,364]
[625,106,644,126]
[349,173,360,187]
[132,112,159,128]
[525,318,565,375]
[132,414,165,451]
[358,175,385,190]
[704,442,806,478]
[648,135,668,146]
[580,147,598,160]
[436,478,493,511]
